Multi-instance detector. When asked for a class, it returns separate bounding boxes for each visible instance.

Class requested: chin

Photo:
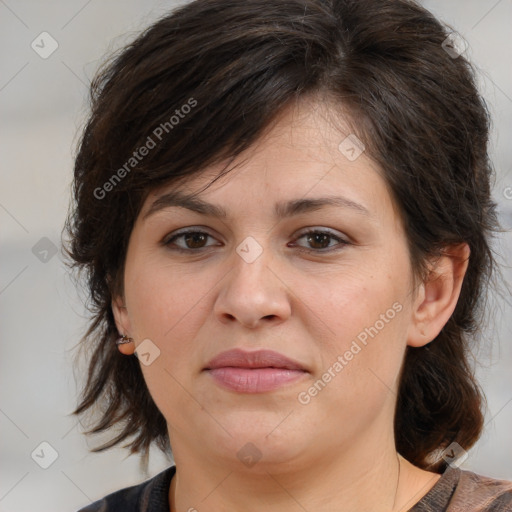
[209,424,305,468]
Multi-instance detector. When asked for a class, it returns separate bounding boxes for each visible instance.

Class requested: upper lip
[204,349,307,371]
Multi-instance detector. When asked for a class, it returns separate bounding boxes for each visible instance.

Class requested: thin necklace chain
[392,453,402,511]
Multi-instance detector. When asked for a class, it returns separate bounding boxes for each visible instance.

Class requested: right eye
[163,229,221,252]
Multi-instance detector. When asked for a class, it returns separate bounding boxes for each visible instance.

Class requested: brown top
[410,466,512,511]
[78,464,512,511]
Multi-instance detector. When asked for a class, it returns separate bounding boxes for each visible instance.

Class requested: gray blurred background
[1,1,511,510]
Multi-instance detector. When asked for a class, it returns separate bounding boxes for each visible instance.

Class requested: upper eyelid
[166,226,345,238]
[164,228,218,243]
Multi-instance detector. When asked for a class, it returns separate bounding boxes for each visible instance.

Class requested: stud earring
[116,334,133,346]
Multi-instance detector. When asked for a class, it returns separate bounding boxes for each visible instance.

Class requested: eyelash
[163,228,350,254]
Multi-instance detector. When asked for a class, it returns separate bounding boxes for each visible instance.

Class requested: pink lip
[203,349,308,393]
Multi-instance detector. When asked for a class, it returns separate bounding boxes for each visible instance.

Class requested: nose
[213,242,292,329]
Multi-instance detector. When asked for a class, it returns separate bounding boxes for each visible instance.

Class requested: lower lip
[206,367,307,393]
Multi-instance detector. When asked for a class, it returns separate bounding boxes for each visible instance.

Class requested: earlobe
[116,333,136,355]
[407,243,470,348]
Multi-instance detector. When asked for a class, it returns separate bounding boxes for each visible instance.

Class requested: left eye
[292,229,348,251]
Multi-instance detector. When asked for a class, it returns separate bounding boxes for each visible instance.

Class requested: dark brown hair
[63,0,500,472]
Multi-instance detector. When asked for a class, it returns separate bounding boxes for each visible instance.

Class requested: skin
[112,96,469,512]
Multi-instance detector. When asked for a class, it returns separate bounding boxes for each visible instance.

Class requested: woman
[64,0,512,510]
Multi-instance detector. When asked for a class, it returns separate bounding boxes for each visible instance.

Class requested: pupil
[308,233,329,249]
[185,233,206,248]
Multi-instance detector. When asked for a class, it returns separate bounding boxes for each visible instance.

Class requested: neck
[168,432,439,512]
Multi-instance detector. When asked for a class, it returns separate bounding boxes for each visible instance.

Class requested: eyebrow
[143,190,371,220]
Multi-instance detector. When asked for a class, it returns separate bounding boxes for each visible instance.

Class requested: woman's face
[115,97,422,471]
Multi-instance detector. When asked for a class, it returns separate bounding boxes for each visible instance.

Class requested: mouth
[203,348,308,393]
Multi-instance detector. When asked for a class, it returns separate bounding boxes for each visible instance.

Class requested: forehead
[140,95,397,223]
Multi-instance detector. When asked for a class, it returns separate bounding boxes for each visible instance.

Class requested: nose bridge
[214,235,291,327]
[232,237,272,294]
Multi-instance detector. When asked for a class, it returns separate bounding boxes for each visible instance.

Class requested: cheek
[125,255,211,342]
[303,261,407,343]
[123,258,219,395]
[124,260,216,425]
[297,278,408,439]
[301,257,410,393]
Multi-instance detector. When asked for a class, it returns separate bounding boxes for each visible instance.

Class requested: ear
[407,243,470,348]
[111,294,135,355]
